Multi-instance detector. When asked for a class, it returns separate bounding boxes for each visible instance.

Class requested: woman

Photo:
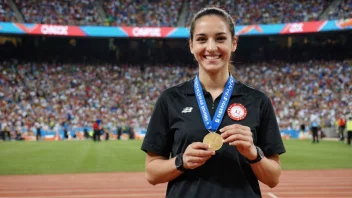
[141,7,286,198]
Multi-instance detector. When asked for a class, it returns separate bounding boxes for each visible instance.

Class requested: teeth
[205,55,220,60]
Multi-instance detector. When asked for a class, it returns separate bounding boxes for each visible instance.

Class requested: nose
[206,39,217,52]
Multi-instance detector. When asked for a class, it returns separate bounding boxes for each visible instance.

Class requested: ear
[189,39,194,54]
[232,36,238,52]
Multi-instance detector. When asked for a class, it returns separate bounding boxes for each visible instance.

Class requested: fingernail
[219,128,224,132]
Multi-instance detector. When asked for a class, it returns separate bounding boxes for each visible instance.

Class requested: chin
[201,62,224,71]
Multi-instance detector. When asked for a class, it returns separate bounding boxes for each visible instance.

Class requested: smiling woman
[189,10,237,80]
[141,7,286,198]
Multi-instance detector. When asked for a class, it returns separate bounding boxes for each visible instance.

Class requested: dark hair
[189,7,235,41]
[189,7,236,77]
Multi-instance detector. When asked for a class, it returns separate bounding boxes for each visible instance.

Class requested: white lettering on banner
[41,25,68,35]
[132,27,161,37]
[289,23,303,33]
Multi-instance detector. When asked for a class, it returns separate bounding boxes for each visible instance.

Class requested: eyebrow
[195,32,227,37]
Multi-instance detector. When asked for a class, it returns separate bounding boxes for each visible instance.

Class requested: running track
[0,169,351,198]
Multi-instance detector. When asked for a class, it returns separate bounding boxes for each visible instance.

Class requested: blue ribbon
[194,75,235,132]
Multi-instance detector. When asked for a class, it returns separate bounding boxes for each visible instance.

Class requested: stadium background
[0,0,352,197]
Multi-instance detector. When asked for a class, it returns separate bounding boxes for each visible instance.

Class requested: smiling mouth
[204,55,222,60]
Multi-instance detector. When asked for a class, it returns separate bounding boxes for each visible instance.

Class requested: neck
[198,70,230,92]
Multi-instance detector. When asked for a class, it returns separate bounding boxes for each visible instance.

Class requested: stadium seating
[103,0,182,27]
[185,0,330,25]
[0,0,17,22]
[0,0,348,26]
[14,0,102,25]
[0,60,350,138]
[1,1,351,141]
[327,0,352,20]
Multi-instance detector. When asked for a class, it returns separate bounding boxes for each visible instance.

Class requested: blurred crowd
[103,0,182,27]
[1,0,351,26]
[0,0,16,22]
[328,0,352,20]
[186,0,330,26]
[0,61,195,138]
[234,60,351,130]
[14,0,102,25]
[0,60,351,138]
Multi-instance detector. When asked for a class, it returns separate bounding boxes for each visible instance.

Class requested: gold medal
[203,133,223,151]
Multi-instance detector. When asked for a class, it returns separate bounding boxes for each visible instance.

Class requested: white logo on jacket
[182,107,193,113]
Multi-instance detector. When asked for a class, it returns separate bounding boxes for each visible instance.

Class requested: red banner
[121,27,175,37]
[15,23,86,36]
[280,21,326,34]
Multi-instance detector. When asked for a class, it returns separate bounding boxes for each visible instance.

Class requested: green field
[0,139,351,175]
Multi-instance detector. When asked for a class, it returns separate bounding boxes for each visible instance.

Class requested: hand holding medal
[220,124,257,160]
[182,142,215,170]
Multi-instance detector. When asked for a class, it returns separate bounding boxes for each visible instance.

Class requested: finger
[223,134,252,143]
[221,128,251,139]
[220,124,250,133]
[191,142,212,150]
[229,140,252,148]
[187,149,215,157]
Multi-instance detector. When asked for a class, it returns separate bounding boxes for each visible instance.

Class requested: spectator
[310,110,320,143]
[336,116,346,141]
[346,116,352,145]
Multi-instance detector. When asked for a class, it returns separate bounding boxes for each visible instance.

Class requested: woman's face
[190,15,237,74]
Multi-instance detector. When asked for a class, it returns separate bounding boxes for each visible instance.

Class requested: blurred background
[1,2,352,198]
[0,0,351,174]
[0,0,351,143]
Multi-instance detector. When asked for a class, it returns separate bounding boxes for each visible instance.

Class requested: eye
[217,37,226,42]
[196,37,206,42]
